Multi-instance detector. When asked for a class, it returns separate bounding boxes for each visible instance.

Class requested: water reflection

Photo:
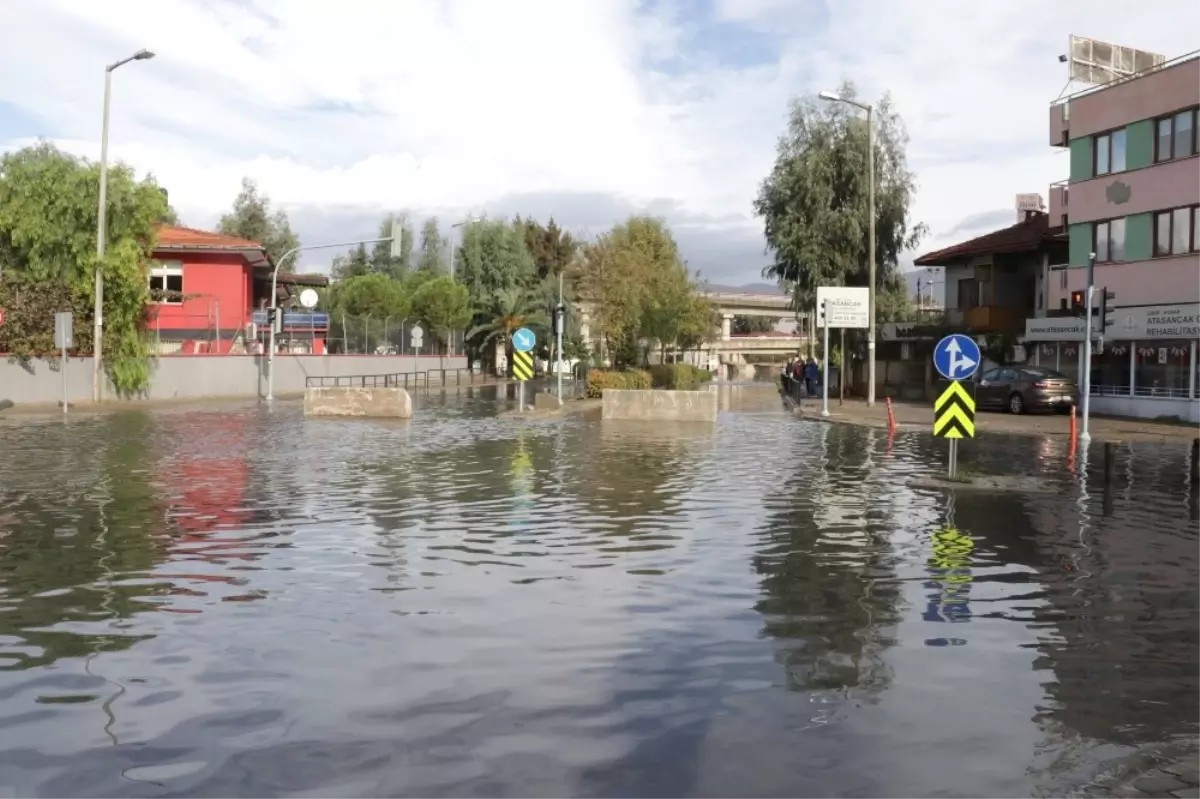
[0,390,1194,797]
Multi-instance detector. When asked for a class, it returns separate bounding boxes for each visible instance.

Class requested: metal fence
[325,315,466,357]
[305,367,476,389]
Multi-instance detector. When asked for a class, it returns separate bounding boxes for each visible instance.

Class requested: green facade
[1069,223,1092,266]
[1124,119,1154,170]
[1069,137,1093,181]
[1125,212,1152,261]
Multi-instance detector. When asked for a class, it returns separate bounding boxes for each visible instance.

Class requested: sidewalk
[789,396,1199,444]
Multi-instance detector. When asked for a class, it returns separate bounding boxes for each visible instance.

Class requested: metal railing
[304,368,478,389]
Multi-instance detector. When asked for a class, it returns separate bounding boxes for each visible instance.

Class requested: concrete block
[601,388,717,422]
[534,392,564,411]
[304,387,413,418]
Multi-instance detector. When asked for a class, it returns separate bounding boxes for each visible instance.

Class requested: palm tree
[467,287,549,375]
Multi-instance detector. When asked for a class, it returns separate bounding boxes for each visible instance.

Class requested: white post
[1189,340,1197,400]
[866,103,877,407]
[556,270,564,400]
[821,300,830,418]
[93,69,112,404]
[61,343,68,414]
[1079,254,1096,443]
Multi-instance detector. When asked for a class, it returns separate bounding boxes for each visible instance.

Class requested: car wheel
[1008,392,1024,414]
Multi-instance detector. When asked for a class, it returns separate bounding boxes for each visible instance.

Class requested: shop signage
[1025,303,1200,341]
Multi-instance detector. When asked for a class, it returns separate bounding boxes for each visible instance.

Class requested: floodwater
[0,384,1196,797]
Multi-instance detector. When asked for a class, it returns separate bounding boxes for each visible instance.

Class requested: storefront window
[1038,343,1057,370]
[1135,340,1192,398]
[1092,341,1130,395]
[1060,342,1080,383]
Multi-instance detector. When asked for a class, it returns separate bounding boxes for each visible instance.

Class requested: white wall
[0,355,468,407]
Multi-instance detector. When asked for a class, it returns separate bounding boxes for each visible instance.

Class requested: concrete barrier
[304,387,413,418]
[534,392,564,411]
[601,388,717,422]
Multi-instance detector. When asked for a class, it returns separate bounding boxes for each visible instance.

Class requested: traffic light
[553,303,566,336]
[1098,287,1115,330]
[1070,289,1087,317]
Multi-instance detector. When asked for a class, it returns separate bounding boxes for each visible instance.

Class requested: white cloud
[0,0,1197,280]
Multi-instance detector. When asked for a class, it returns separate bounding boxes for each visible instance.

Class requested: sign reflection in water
[923,526,975,645]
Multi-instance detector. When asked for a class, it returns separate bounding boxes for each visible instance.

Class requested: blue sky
[1,0,1197,285]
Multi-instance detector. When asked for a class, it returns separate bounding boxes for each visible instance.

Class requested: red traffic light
[1070,290,1084,306]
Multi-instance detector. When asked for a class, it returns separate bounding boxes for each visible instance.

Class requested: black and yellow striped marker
[512,350,534,381]
[933,380,976,439]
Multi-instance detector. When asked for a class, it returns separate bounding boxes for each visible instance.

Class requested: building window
[1093,218,1125,263]
[1135,340,1192,398]
[957,278,978,311]
[1094,128,1126,175]
[1155,108,1198,162]
[1092,341,1131,395]
[149,262,183,303]
[1153,205,1200,257]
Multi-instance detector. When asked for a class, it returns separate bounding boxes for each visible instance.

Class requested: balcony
[964,305,1026,333]
[252,310,330,332]
[1048,181,1068,226]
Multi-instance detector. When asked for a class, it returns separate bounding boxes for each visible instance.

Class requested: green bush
[586,369,652,398]
[648,363,713,390]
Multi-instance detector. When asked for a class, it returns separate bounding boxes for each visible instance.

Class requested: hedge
[586,369,652,398]
[648,363,713,390]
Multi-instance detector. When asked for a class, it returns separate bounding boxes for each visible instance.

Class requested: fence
[305,367,476,389]
[325,316,466,357]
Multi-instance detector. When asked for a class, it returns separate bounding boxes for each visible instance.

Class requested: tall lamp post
[266,237,393,401]
[94,48,155,403]
[819,90,876,406]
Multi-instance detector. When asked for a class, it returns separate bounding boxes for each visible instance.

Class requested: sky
[1,0,1197,284]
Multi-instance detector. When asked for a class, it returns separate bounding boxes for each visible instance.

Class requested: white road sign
[410,324,424,347]
[816,286,869,328]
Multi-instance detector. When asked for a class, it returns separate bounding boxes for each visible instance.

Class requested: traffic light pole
[1079,253,1096,444]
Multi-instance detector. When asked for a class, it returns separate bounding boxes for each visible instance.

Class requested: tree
[411,275,472,368]
[517,216,577,280]
[218,177,301,270]
[754,82,927,314]
[415,217,447,273]
[467,287,548,374]
[331,242,371,280]
[371,211,414,279]
[330,272,411,319]
[733,315,776,334]
[0,142,169,393]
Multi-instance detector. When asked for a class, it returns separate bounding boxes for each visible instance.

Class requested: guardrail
[304,368,478,389]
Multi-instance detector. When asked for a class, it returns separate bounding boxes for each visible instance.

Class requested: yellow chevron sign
[933,380,976,439]
[512,350,534,382]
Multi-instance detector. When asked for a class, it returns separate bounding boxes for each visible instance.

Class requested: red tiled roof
[914,212,1057,266]
[155,225,264,251]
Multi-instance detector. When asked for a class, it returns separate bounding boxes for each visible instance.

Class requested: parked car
[973,366,1077,414]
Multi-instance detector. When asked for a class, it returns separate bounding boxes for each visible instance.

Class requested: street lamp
[819,89,877,406]
[266,236,393,401]
[93,48,155,402]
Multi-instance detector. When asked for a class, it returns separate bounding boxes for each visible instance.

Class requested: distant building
[149,226,329,355]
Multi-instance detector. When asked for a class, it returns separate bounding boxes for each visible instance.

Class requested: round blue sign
[512,327,536,353]
[933,334,982,381]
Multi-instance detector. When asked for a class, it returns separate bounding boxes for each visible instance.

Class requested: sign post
[411,324,424,359]
[512,326,536,413]
[55,312,74,414]
[932,333,981,478]
[816,286,869,415]
[1079,253,1096,444]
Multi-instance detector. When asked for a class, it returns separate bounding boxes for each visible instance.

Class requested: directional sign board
[512,350,534,381]
[933,381,976,439]
[816,286,869,328]
[512,327,536,353]
[54,312,74,349]
[410,324,424,347]
[933,334,981,381]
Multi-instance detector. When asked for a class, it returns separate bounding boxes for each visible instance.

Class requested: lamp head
[818,90,840,102]
[134,49,156,61]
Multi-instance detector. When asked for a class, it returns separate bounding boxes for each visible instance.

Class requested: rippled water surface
[1,385,1196,797]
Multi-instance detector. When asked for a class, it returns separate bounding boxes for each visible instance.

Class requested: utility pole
[556,270,565,400]
[93,48,155,402]
[821,300,830,418]
[866,103,876,407]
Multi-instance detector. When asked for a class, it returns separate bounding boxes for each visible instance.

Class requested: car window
[1000,369,1019,381]
[978,368,1001,381]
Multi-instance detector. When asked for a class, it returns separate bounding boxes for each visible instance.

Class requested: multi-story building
[1030,49,1199,421]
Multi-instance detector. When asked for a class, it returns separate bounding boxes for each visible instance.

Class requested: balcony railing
[963,305,1026,333]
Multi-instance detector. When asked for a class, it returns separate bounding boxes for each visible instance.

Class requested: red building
[148,225,329,354]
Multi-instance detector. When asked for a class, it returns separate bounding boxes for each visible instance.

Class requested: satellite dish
[299,288,319,309]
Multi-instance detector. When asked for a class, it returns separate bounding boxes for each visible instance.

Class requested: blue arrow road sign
[933,334,982,381]
[512,327,536,353]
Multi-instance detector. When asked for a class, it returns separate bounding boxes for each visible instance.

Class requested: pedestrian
[804,357,818,397]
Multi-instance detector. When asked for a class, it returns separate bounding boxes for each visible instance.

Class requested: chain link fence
[325,315,466,356]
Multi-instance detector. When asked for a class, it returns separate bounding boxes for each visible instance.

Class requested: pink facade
[1060,57,1200,140]
[1047,253,1200,309]
[1066,156,1200,225]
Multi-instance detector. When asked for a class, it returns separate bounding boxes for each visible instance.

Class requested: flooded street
[0,385,1196,797]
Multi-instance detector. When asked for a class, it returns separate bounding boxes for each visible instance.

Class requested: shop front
[1024,303,1200,423]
